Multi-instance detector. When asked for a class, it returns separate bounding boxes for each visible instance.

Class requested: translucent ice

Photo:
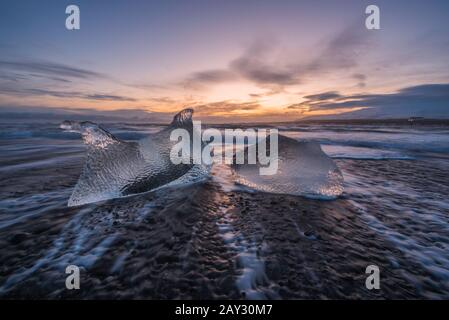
[232,135,344,199]
[60,109,201,206]
[61,109,343,206]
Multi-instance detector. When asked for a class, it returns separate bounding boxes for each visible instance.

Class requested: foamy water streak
[211,172,279,300]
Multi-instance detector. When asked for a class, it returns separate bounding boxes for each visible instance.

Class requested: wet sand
[1,153,449,299]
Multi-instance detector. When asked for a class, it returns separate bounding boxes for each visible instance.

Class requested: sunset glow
[1,0,449,122]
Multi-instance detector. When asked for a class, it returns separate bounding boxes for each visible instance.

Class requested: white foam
[322,145,414,160]
[214,188,279,299]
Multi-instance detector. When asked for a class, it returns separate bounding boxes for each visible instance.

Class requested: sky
[0,0,449,122]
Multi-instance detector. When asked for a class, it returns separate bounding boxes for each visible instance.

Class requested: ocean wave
[282,131,449,154]
[322,145,415,160]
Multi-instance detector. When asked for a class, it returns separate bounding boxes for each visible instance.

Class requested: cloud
[305,21,372,74]
[148,96,180,104]
[308,83,449,110]
[186,69,237,84]
[229,40,298,86]
[183,21,373,90]
[0,60,105,80]
[85,94,137,101]
[230,57,297,86]
[0,59,134,102]
[298,83,449,118]
[352,73,366,81]
[398,83,449,96]
[287,90,342,110]
[181,69,237,90]
[0,105,163,122]
[192,100,261,116]
[352,73,367,88]
[0,86,136,101]
[0,72,27,82]
[182,38,300,88]
[26,73,73,83]
[303,91,342,101]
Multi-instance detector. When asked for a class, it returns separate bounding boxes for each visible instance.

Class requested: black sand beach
[1,122,449,299]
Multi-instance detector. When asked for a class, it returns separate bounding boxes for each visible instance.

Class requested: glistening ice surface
[232,135,344,199]
[60,109,196,206]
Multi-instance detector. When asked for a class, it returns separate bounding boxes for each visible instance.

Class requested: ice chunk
[232,135,344,199]
[60,109,201,207]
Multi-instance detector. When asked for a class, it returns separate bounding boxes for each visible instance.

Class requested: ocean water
[0,120,449,298]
